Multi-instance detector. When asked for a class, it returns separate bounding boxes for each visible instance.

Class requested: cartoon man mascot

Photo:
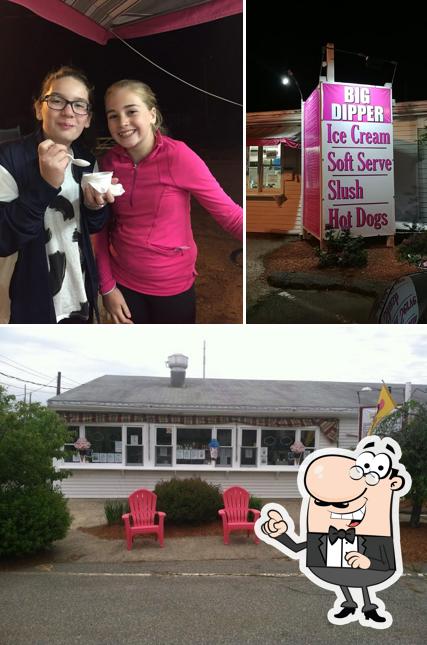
[255,436,411,629]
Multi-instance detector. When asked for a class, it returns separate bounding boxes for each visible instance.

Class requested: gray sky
[0,325,426,404]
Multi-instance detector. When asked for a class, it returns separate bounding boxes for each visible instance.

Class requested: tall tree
[375,401,427,527]
[0,387,72,556]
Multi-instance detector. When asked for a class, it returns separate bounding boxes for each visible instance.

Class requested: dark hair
[34,65,94,111]
[105,79,166,133]
[33,66,96,150]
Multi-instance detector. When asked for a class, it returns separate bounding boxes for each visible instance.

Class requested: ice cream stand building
[48,355,427,499]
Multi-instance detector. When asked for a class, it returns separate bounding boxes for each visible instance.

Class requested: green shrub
[248,495,263,520]
[154,478,222,524]
[104,500,129,525]
[0,486,71,557]
[316,228,367,268]
[398,231,427,265]
[249,495,263,511]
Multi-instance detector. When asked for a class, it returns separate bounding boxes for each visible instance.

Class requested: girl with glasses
[0,66,109,323]
[87,79,243,324]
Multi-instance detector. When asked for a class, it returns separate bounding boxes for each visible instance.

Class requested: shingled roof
[48,377,427,415]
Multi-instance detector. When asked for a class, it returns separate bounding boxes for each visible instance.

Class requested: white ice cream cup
[82,171,113,194]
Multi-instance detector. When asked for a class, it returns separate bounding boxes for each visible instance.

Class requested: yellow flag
[367,384,397,435]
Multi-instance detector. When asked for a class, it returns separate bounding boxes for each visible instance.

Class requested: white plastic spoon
[65,153,91,167]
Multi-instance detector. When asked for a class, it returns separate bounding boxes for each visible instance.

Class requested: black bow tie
[328,526,356,545]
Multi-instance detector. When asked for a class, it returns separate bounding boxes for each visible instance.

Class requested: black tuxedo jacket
[276,531,396,571]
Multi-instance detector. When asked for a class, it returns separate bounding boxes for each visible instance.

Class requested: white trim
[57,463,301,473]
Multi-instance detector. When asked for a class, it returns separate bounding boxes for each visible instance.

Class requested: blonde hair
[105,79,165,133]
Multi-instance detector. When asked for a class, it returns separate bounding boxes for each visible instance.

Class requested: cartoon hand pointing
[261,509,288,537]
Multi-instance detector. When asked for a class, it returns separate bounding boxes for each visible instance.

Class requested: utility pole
[56,371,61,395]
[326,42,335,82]
[203,341,206,379]
[24,383,26,404]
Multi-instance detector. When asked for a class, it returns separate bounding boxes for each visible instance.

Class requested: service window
[176,427,211,465]
[262,145,282,191]
[63,426,80,463]
[85,426,122,464]
[125,427,144,465]
[260,428,318,465]
[247,144,282,193]
[155,427,172,466]
[301,430,316,457]
[240,428,257,466]
[247,146,260,190]
[216,428,233,466]
[261,429,296,465]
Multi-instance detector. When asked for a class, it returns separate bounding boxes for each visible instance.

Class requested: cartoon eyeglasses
[349,451,392,485]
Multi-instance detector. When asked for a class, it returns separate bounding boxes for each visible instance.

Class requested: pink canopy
[247,123,301,149]
[8,0,242,45]
[247,137,301,148]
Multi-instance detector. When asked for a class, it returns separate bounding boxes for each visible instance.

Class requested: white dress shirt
[326,535,358,567]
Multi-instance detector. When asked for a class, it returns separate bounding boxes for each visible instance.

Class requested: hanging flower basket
[73,438,91,462]
[290,441,305,465]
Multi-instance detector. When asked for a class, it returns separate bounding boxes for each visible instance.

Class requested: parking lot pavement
[1,497,426,644]
[1,561,426,645]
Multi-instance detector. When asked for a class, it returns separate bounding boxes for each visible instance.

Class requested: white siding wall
[58,469,302,499]
[318,431,336,450]
[337,416,359,451]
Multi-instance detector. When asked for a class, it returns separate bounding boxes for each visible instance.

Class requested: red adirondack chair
[218,486,261,545]
[122,488,166,550]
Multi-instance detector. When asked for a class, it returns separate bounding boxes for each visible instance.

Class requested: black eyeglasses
[41,94,91,116]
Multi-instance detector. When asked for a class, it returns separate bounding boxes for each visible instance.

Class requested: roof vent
[166,354,188,388]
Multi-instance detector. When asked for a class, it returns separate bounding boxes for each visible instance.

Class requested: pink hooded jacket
[94,133,243,296]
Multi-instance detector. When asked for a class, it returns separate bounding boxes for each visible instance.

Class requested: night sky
[247,8,427,112]
[0,1,242,151]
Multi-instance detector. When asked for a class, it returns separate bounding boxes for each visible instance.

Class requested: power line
[111,30,243,107]
[30,376,58,394]
[0,353,82,387]
[60,375,82,386]
[0,353,55,380]
[0,381,27,391]
[0,382,57,401]
[0,380,60,395]
[0,370,72,390]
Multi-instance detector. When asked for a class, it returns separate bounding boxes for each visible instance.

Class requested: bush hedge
[249,496,263,511]
[398,231,427,266]
[0,486,71,557]
[316,228,367,268]
[154,478,223,524]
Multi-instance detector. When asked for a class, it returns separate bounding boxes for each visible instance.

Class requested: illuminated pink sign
[321,82,395,238]
[322,84,392,123]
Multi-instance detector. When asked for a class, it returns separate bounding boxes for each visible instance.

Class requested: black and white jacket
[0,129,109,323]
